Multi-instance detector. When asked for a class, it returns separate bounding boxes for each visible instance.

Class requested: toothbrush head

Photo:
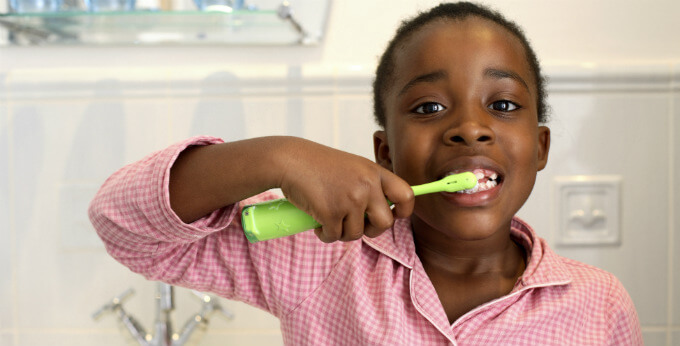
[438,171,478,193]
[410,172,478,196]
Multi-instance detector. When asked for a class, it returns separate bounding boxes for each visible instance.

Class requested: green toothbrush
[241,171,477,243]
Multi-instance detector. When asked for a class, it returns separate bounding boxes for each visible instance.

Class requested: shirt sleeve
[88,136,348,317]
[606,275,644,345]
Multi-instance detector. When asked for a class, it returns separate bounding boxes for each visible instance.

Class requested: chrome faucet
[93,282,234,346]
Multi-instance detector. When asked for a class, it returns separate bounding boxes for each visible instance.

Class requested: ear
[373,130,393,171]
[536,126,551,171]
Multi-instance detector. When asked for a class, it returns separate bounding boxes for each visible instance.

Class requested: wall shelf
[0,1,326,45]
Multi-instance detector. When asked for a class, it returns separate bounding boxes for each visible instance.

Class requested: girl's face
[374,17,550,241]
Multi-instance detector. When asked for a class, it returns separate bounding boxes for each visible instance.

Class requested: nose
[442,114,495,146]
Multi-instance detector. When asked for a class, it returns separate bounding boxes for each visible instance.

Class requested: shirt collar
[510,217,573,288]
[362,218,416,269]
[362,216,572,288]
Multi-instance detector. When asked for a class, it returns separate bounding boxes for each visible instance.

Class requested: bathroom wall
[1,1,679,345]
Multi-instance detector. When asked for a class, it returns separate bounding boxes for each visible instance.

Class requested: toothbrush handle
[242,198,321,243]
[241,194,407,243]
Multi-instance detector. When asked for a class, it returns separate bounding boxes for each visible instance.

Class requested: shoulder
[560,256,643,343]
[541,253,642,343]
[555,255,639,322]
[553,255,631,304]
[559,256,616,286]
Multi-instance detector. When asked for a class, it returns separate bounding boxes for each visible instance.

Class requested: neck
[411,218,526,277]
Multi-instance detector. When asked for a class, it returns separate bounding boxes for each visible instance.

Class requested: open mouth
[446,168,502,194]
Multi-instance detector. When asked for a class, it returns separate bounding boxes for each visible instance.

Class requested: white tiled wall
[673,70,680,333]
[0,63,678,346]
[0,78,13,344]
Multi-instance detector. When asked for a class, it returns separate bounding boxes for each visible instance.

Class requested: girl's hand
[275,138,415,242]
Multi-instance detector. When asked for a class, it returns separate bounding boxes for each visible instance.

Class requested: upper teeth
[454,169,500,194]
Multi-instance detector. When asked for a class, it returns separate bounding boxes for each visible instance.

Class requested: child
[89,2,643,345]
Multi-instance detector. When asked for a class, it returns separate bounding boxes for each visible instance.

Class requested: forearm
[169,136,302,223]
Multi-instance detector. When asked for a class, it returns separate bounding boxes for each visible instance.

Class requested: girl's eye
[488,100,520,112]
[413,102,446,114]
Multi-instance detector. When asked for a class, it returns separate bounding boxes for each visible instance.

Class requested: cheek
[390,140,418,176]
[388,128,432,180]
[501,125,540,162]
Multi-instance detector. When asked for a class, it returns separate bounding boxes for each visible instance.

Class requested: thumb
[380,170,414,219]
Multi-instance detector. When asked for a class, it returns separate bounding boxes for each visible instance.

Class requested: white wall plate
[553,175,622,246]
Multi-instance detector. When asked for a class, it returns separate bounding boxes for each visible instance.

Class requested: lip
[439,181,502,207]
[433,156,504,207]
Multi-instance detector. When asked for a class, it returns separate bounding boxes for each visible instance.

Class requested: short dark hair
[372,2,549,127]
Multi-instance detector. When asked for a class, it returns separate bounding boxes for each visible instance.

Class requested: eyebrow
[397,70,448,96]
[484,68,530,92]
[397,67,531,96]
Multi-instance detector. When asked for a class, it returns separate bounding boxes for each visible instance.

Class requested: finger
[364,191,394,238]
[381,170,415,219]
[314,227,331,243]
[315,225,340,243]
[363,221,388,238]
[340,210,365,242]
[314,211,344,243]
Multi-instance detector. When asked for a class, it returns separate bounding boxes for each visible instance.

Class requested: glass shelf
[0,8,311,45]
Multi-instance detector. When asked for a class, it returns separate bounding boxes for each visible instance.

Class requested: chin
[414,209,512,240]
